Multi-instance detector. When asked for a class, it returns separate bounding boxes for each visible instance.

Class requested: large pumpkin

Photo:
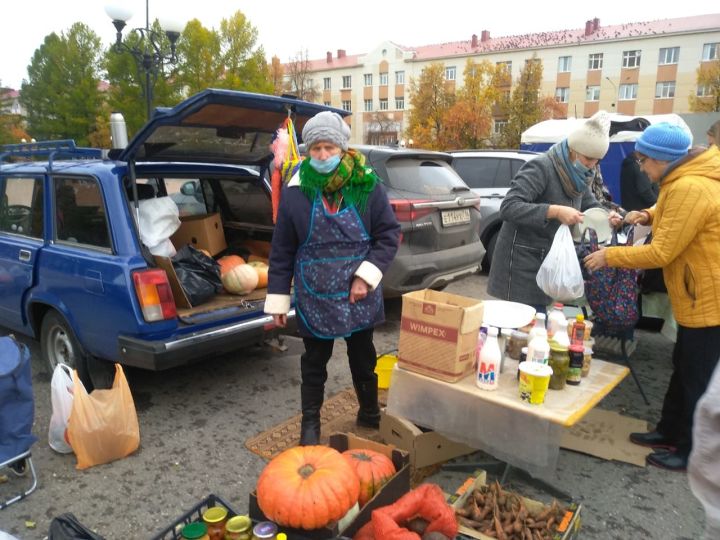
[217,254,245,276]
[342,448,396,506]
[256,445,360,530]
[222,264,258,295]
[248,261,268,288]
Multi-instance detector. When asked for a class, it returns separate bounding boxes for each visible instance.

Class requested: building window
[555,87,569,103]
[379,99,388,110]
[622,50,641,69]
[659,47,680,65]
[323,101,331,107]
[655,81,676,99]
[558,56,572,72]
[445,66,456,81]
[586,85,600,101]
[379,72,388,86]
[342,75,352,89]
[493,120,507,135]
[364,99,373,112]
[342,100,352,111]
[702,43,719,61]
[363,73,373,86]
[619,83,638,100]
[395,71,405,85]
[697,84,714,97]
[588,53,603,70]
[395,97,405,110]
[323,77,331,90]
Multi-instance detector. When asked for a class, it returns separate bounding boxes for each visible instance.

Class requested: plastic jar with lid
[224,515,252,540]
[182,522,210,540]
[582,345,593,377]
[252,521,278,539]
[507,331,528,360]
[203,507,228,540]
[548,342,569,390]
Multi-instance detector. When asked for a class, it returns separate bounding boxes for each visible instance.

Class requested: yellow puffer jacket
[605,146,720,328]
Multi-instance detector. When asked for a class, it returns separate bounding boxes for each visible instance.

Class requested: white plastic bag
[137,196,181,257]
[48,363,74,454]
[536,224,585,302]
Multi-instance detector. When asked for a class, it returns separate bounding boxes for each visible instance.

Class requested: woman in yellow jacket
[585,122,720,472]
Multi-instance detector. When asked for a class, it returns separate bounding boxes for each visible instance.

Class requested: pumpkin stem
[353,452,372,462]
[298,464,316,478]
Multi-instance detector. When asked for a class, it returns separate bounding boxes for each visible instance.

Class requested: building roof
[0,88,19,99]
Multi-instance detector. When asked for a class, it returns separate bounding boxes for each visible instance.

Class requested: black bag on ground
[48,513,105,540]
[171,245,222,306]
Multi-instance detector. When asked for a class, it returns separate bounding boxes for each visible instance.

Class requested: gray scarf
[547,140,592,198]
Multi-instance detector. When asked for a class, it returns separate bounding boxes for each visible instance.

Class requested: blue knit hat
[635,122,691,162]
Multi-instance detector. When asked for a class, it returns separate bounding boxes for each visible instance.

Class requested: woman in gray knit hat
[265,111,400,445]
[487,111,614,311]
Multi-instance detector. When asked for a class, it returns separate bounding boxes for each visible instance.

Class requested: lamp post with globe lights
[105,1,184,120]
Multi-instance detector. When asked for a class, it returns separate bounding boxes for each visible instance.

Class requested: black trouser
[656,324,720,456]
[301,327,377,388]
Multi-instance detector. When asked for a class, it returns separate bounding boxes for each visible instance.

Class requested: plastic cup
[518,362,553,405]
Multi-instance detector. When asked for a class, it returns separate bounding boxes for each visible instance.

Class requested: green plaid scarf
[299,149,378,214]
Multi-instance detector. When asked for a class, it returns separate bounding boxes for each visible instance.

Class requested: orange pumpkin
[256,445,360,530]
[342,448,396,506]
[222,264,258,295]
[248,261,268,288]
[217,255,245,276]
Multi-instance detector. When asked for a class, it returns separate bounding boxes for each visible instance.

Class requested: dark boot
[299,384,324,446]
[354,381,381,429]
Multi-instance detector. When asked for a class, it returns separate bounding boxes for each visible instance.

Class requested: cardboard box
[170,213,227,256]
[397,289,484,382]
[380,410,476,469]
[248,433,411,540]
[448,471,582,540]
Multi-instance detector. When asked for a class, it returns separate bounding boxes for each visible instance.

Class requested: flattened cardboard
[170,213,227,256]
[154,255,192,309]
[380,410,476,469]
[560,408,652,467]
[448,471,582,540]
[397,289,484,382]
[248,432,411,540]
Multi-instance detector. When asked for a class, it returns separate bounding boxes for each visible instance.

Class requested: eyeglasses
[636,156,648,165]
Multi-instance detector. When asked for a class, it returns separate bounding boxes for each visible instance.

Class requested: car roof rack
[0,139,102,169]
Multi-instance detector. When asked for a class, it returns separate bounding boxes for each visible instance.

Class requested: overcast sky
[1,1,718,89]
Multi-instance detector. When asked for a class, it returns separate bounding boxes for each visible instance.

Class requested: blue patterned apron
[295,194,383,339]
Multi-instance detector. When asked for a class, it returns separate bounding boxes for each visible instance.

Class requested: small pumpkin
[222,264,258,295]
[217,254,245,276]
[248,261,269,288]
[256,445,360,530]
[342,448,396,506]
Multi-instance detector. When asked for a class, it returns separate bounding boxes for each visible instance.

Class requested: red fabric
[353,483,458,540]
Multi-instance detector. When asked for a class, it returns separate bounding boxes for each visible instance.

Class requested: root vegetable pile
[454,481,567,540]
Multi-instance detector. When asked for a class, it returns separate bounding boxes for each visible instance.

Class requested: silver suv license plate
[441,208,471,227]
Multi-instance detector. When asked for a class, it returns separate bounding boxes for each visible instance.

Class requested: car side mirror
[180,181,197,196]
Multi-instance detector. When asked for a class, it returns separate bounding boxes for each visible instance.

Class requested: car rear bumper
[117,310,297,370]
[383,243,485,296]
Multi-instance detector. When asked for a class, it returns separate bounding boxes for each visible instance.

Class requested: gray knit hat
[302,111,351,150]
[567,111,611,159]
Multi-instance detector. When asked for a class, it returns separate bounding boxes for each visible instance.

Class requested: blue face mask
[573,160,593,177]
[309,155,341,174]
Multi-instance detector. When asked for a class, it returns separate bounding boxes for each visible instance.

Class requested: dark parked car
[450,149,539,270]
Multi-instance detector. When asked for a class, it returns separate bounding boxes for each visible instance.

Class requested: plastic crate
[151,494,239,540]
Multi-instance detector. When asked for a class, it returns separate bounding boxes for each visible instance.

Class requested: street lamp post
[605,77,617,110]
[105,1,183,120]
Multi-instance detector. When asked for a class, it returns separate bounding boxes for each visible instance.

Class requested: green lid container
[181,521,208,539]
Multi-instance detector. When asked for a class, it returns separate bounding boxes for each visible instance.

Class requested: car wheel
[41,310,84,374]
[481,231,499,273]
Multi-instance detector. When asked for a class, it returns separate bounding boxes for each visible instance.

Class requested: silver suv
[450,150,540,270]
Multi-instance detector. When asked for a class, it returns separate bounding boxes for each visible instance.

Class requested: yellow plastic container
[375,354,398,389]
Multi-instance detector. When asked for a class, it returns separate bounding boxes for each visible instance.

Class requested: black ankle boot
[300,384,324,446]
[354,381,381,429]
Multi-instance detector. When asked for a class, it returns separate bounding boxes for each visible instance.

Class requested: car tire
[482,231,499,273]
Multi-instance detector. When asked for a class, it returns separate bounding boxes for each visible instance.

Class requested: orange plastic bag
[67,364,140,470]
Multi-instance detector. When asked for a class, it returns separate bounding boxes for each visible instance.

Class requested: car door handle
[18,249,31,262]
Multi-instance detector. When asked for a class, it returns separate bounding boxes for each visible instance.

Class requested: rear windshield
[383,158,467,195]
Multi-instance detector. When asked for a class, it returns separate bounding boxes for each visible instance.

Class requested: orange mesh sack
[67,364,140,470]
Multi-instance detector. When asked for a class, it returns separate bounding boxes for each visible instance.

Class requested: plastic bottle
[571,314,586,346]
[474,326,489,371]
[477,327,500,390]
[526,327,550,364]
[546,303,566,339]
[552,320,571,349]
[528,313,547,342]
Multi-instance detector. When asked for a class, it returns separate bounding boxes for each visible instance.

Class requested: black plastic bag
[48,513,105,540]
[172,245,222,306]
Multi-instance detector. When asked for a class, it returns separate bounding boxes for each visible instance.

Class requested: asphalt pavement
[0,273,706,539]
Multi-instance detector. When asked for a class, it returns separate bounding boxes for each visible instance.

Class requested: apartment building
[296,14,720,145]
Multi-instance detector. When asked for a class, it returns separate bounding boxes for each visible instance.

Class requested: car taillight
[389,199,435,222]
[132,269,177,322]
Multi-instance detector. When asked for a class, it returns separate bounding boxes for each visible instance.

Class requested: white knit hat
[302,111,351,150]
[567,111,611,159]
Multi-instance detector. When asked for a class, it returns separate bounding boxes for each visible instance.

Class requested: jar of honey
[224,515,252,540]
[202,506,228,540]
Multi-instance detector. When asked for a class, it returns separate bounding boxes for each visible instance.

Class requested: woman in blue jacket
[265,111,400,445]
